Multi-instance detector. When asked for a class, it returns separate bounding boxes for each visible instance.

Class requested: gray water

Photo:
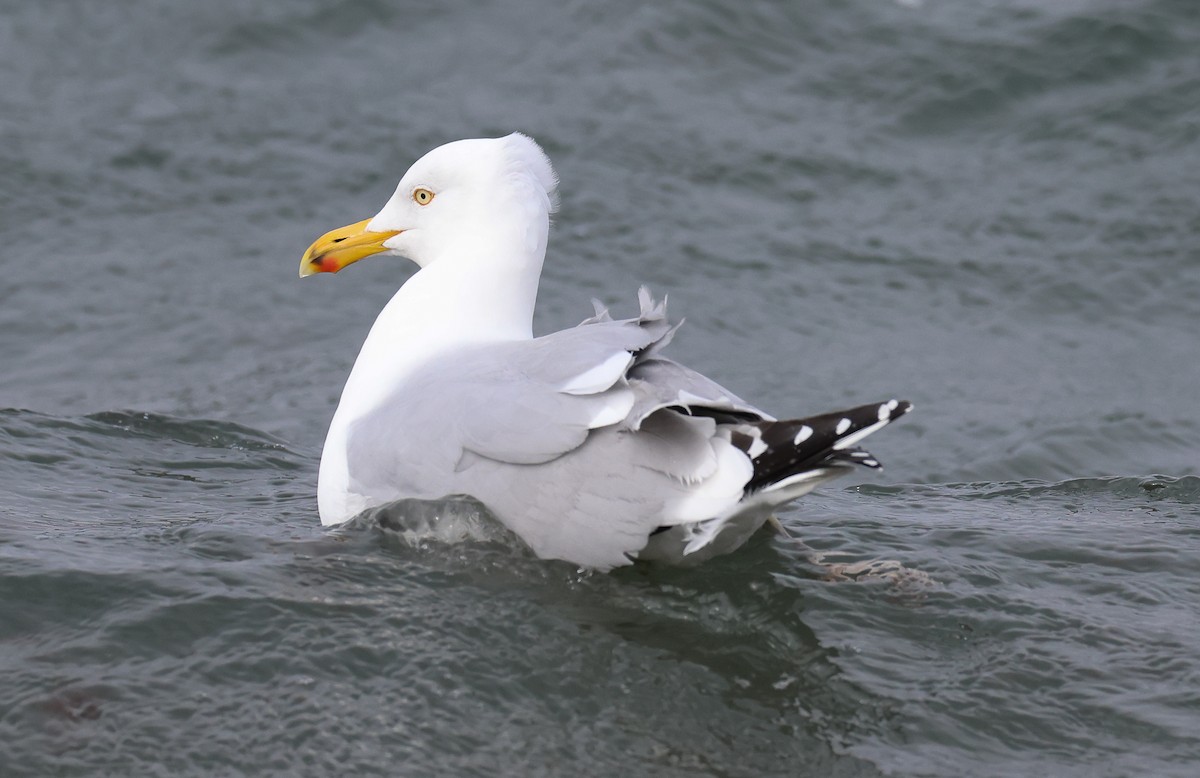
[2,0,1199,775]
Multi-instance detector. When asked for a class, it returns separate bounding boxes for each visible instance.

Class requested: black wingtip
[827,447,883,469]
[736,398,913,492]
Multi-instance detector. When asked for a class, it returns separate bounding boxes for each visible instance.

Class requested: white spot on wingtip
[793,425,813,444]
[833,418,888,450]
[887,399,899,411]
[747,434,768,459]
[835,418,851,435]
[878,403,890,421]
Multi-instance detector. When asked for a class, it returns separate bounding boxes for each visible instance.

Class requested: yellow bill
[300,218,401,277]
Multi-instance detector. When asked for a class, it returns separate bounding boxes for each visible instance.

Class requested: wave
[0,408,316,530]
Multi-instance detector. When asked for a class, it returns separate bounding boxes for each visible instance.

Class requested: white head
[300,133,558,276]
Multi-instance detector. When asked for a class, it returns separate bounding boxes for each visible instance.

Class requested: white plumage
[301,134,911,570]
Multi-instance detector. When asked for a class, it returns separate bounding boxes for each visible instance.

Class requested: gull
[300,133,911,570]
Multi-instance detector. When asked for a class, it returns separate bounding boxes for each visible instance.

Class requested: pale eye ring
[412,187,435,206]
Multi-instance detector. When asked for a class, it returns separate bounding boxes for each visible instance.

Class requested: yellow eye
[413,187,435,205]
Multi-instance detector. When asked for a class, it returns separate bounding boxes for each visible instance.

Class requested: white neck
[348,257,539,398]
[317,238,546,522]
[316,176,553,523]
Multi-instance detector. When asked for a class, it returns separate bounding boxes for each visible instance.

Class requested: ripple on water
[2,404,1199,775]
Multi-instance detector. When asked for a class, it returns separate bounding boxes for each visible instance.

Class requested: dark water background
[2,0,1199,775]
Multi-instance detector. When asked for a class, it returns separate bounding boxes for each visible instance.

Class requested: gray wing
[353,288,764,465]
[345,288,671,481]
[625,357,771,428]
[342,289,766,568]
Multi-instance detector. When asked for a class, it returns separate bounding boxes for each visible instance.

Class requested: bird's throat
[337,254,542,419]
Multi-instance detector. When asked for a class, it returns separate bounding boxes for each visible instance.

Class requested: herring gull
[300,133,911,570]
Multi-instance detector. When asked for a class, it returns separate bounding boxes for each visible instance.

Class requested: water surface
[2,0,1199,775]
